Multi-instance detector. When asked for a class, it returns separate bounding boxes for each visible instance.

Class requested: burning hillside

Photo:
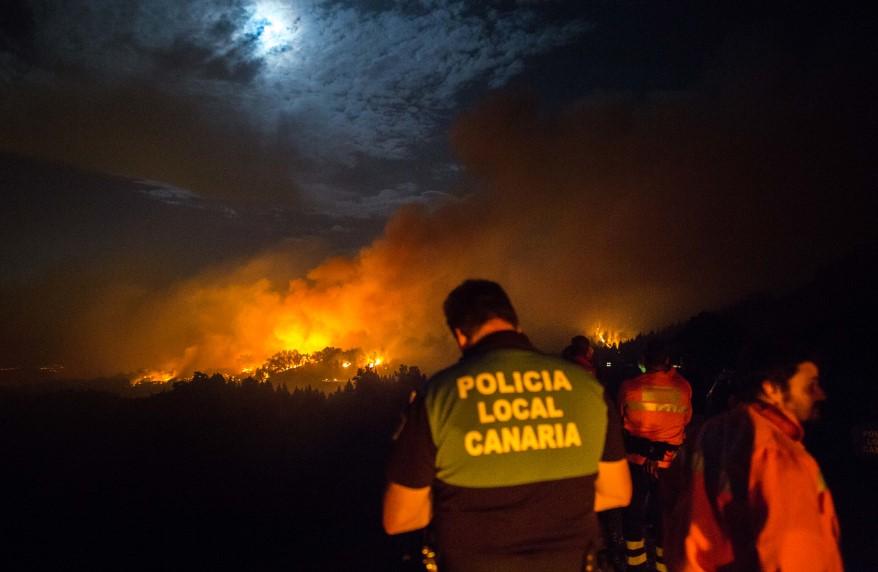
[131,346,390,387]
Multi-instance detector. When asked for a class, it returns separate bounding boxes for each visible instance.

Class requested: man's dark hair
[443,280,518,338]
[733,342,817,403]
[644,340,670,370]
[562,335,591,362]
[570,335,590,351]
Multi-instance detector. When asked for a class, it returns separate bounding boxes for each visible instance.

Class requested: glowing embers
[251,346,389,381]
[133,369,177,385]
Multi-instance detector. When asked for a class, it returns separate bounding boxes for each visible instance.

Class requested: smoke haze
[63,68,875,377]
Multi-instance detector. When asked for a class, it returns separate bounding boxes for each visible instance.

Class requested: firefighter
[618,341,692,571]
[383,280,631,572]
[679,350,842,571]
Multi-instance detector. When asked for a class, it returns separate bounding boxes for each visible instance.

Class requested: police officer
[383,279,631,572]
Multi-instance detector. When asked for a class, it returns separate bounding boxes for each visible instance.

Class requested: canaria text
[464,422,582,456]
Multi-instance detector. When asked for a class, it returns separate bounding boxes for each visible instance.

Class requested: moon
[247,0,300,57]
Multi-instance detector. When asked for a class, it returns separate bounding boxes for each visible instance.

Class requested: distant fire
[129,347,390,385]
[593,323,625,348]
[132,369,178,385]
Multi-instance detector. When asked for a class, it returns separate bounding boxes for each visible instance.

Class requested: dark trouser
[598,508,625,571]
[622,462,666,571]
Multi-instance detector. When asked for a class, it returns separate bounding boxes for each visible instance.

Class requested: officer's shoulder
[422,361,469,394]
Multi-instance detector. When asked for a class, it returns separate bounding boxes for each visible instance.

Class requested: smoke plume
[68,71,875,377]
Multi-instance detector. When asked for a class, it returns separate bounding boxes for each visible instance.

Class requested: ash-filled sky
[1,1,875,376]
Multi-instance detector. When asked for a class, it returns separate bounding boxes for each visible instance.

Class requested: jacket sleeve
[601,388,626,462]
[386,394,436,488]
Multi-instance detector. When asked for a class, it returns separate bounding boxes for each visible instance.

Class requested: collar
[750,401,805,442]
[461,330,537,361]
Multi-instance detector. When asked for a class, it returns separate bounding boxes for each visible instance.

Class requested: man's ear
[761,380,784,405]
[453,328,469,349]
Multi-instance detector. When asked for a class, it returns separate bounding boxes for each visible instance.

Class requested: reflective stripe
[641,387,683,403]
[656,546,664,557]
[817,469,828,492]
[656,563,668,572]
[627,401,690,413]
[625,539,645,550]
[627,553,648,566]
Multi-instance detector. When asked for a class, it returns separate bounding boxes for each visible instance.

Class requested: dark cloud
[0,81,305,204]
[0,0,35,54]
[148,36,265,84]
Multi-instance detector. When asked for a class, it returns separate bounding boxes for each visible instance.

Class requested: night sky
[1,1,875,377]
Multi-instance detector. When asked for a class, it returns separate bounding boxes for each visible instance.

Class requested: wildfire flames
[593,324,625,349]
[131,348,388,386]
[133,369,178,384]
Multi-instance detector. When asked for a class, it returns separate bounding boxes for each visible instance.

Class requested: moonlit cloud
[1,0,589,223]
[7,0,587,166]
[304,182,457,219]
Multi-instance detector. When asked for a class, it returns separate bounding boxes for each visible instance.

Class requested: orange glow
[79,190,653,380]
[366,354,385,369]
[273,325,332,355]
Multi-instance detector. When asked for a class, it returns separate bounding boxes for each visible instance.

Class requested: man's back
[388,331,625,569]
[619,368,692,447]
[383,280,629,572]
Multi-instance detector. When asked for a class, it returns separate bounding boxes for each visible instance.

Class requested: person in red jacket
[619,341,693,571]
[679,351,842,571]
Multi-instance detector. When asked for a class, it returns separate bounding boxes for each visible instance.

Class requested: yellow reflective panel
[627,402,690,413]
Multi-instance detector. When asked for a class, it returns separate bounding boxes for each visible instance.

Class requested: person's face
[782,361,826,423]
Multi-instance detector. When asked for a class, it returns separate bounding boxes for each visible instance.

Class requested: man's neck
[463,318,518,348]
[753,400,805,441]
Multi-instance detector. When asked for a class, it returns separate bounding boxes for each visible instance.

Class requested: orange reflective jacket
[682,403,843,571]
[619,369,693,466]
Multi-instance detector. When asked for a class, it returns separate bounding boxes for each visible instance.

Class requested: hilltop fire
[593,324,625,348]
[133,369,178,385]
[130,346,391,389]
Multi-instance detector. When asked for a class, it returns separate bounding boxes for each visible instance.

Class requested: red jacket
[619,368,693,466]
[682,403,843,571]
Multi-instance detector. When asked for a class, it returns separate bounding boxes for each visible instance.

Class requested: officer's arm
[383,482,431,534]
[594,459,632,511]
